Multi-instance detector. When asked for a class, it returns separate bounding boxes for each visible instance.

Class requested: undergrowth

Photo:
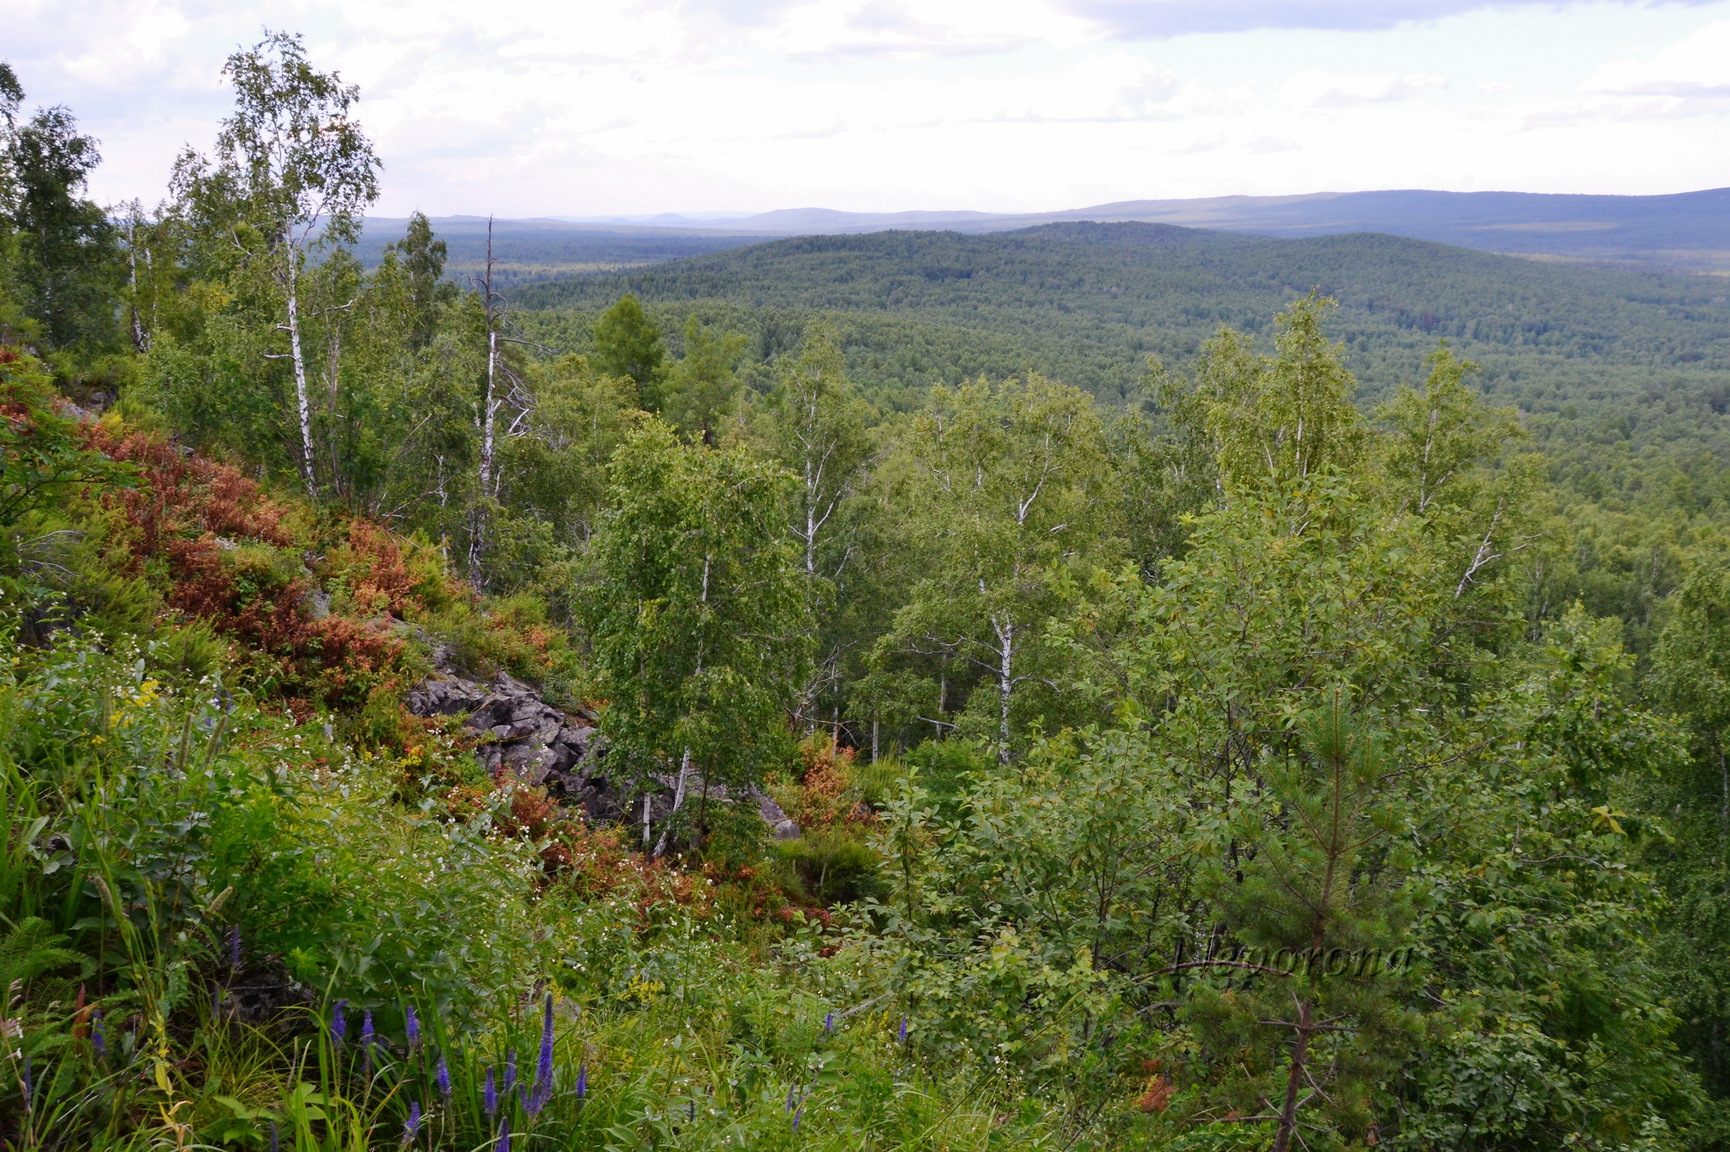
[0,346,1080,1150]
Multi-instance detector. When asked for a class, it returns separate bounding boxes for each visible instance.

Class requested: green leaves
[211,31,378,250]
[591,294,666,407]
[590,422,808,805]
[875,372,1118,759]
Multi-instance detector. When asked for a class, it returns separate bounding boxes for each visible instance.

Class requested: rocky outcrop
[407,672,596,784]
[403,671,799,840]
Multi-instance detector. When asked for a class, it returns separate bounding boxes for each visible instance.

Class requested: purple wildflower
[269,1121,279,1152]
[484,1066,497,1117]
[785,1085,797,1112]
[21,1053,32,1108]
[503,1049,517,1094]
[229,927,242,968]
[91,1011,106,1059]
[436,1052,452,1100]
[402,1101,421,1146]
[330,1000,348,1044]
[575,1062,587,1100]
[405,1005,420,1047]
[361,1010,376,1074]
[822,1011,834,1034]
[527,994,554,1114]
[792,1103,804,1132]
[898,1016,908,1044]
[496,1115,512,1152]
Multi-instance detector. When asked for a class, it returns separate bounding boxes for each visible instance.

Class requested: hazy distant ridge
[691,188,1730,274]
[355,187,1730,282]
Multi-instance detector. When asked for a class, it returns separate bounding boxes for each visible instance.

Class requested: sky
[4,0,1730,217]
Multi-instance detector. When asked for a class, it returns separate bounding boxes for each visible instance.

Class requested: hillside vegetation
[9,34,1730,1152]
[516,223,1730,499]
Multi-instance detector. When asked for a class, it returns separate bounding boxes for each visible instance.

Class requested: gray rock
[403,668,796,844]
[757,793,801,840]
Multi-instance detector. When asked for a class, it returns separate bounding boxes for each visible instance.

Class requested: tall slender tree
[591,293,665,408]
[757,324,874,728]
[7,104,117,350]
[661,314,744,441]
[589,422,807,852]
[392,209,453,351]
[877,374,1114,761]
[174,31,379,497]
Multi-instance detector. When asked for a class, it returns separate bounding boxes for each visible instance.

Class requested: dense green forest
[521,224,1730,651]
[674,188,1730,274]
[8,32,1730,1152]
[517,224,1730,468]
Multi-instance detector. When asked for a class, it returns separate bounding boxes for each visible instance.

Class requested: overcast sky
[4,0,1729,217]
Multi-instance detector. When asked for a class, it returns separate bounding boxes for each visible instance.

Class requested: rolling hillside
[359,187,1730,290]
[672,188,1730,275]
[516,221,1730,502]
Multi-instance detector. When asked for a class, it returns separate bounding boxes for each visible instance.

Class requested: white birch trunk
[285,254,317,498]
[652,748,692,857]
[126,221,149,354]
[648,556,710,856]
[805,471,818,577]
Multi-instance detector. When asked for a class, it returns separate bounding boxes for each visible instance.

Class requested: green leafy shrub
[772,830,886,906]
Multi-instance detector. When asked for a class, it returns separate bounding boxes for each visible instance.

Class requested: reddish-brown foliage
[165,535,308,650]
[335,520,419,618]
[1136,1075,1175,1113]
[79,426,421,719]
[87,427,297,555]
[785,736,860,831]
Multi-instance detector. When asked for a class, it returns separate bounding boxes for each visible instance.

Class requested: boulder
[403,670,799,841]
[406,672,590,779]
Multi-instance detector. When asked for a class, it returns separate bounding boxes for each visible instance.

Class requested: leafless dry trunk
[125,214,150,354]
[469,217,500,579]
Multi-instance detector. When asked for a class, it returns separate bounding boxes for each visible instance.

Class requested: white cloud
[1588,18,1730,96]
[1284,70,1448,107]
[1064,0,1717,38]
[3,0,1729,216]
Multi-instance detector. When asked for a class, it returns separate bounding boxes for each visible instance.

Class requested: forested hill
[703,187,1730,275]
[518,221,1730,497]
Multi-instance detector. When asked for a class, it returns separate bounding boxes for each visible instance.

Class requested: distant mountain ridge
[362,187,1730,279]
[664,188,1730,275]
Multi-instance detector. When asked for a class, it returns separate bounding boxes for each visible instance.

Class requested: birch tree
[1377,345,1539,608]
[589,422,807,853]
[470,217,502,575]
[876,374,1114,762]
[177,31,379,497]
[757,325,874,728]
